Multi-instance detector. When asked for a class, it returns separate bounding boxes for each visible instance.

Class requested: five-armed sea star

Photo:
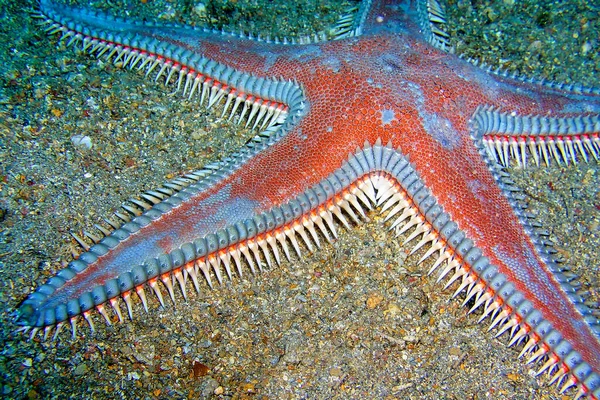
[3,0,599,397]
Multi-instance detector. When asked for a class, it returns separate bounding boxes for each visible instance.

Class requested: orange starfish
[18,0,599,397]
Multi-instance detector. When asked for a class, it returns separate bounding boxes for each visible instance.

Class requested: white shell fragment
[71,134,93,150]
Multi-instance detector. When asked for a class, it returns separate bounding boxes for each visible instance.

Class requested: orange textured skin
[27,0,600,394]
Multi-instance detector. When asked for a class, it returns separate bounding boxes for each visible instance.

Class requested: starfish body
[18,0,600,397]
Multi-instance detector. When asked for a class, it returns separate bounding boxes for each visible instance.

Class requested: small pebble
[366,293,384,309]
[527,40,542,53]
[73,363,88,376]
[403,335,418,343]
[448,347,462,356]
[194,3,207,18]
[158,7,176,20]
[581,41,592,55]
[191,129,206,140]
[71,134,92,150]
[127,372,140,380]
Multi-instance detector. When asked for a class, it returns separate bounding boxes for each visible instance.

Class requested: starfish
[13,0,600,397]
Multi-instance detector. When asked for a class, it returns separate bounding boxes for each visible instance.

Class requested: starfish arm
[38,0,318,87]
[476,105,600,167]
[354,0,450,50]
[399,37,600,168]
